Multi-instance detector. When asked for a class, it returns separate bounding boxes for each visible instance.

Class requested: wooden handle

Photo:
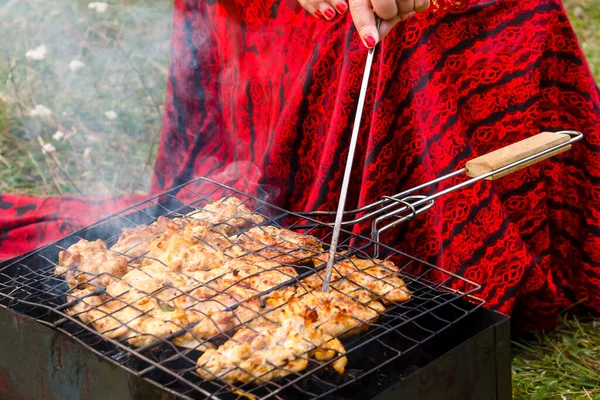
[465,132,571,180]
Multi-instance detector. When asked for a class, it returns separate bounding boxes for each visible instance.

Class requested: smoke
[216,161,282,204]
[177,160,282,210]
[0,0,173,198]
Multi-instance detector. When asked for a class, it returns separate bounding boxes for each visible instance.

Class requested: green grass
[565,0,600,81]
[1,0,600,398]
[512,316,600,399]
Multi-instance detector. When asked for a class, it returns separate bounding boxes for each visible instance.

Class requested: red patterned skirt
[2,0,599,332]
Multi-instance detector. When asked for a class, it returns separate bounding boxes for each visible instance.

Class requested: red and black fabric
[1,0,600,332]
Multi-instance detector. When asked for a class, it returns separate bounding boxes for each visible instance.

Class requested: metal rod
[302,167,466,226]
[322,24,380,292]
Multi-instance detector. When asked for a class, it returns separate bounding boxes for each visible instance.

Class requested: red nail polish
[315,10,323,17]
[364,35,376,48]
[335,3,347,13]
[324,9,335,19]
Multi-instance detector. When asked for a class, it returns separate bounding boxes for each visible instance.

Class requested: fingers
[298,0,319,16]
[396,0,415,15]
[299,0,429,47]
[318,0,348,20]
[349,0,379,48]
[370,0,398,20]
[318,3,338,20]
[378,11,415,40]
[414,0,430,12]
[299,0,349,20]
[329,0,349,14]
[350,0,430,48]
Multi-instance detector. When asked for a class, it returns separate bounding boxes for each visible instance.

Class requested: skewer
[323,18,382,293]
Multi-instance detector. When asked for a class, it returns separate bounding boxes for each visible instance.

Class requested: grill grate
[0,178,483,400]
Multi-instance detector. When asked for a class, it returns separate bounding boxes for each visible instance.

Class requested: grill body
[0,303,511,400]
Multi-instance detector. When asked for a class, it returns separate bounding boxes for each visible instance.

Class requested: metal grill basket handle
[304,130,583,256]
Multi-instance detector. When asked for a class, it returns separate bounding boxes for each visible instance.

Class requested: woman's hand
[299,0,430,48]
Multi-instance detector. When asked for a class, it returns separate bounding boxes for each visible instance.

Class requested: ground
[0,0,599,398]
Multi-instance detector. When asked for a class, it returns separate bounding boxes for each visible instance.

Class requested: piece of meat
[139,231,227,272]
[110,216,184,260]
[174,260,299,323]
[305,254,411,304]
[218,259,298,292]
[168,278,251,347]
[172,259,297,314]
[125,308,197,348]
[187,197,265,235]
[170,294,273,349]
[193,288,382,384]
[110,227,159,261]
[83,263,293,347]
[65,286,153,342]
[66,290,212,349]
[279,290,384,338]
[196,316,346,384]
[65,261,277,349]
[225,226,323,264]
[77,285,198,348]
[65,287,105,324]
[172,284,304,349]
[238,226,322,251]
[56,239,129,289]
[64,262,213,347]
[81,293,146,339]
[105,263,196,305]
[172,309,237,349]
[191,287,379,384]
[111,216,231,269]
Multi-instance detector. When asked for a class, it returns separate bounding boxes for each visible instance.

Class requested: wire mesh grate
[0,177,484,399]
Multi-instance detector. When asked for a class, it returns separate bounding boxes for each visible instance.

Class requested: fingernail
[315,10,323,18]
[324,9,336,19]
[335,3,347,13]
[364,35,376,48]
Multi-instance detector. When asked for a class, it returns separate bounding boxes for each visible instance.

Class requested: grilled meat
[305,253,411,304]
[278,290,384,338]
[187,197,265,235]
[194,289,380,384]
[196,316,346,384]
[57,239,129,289]
[55,196,413,385]
[225,226,323,264]
[110,216,185,261]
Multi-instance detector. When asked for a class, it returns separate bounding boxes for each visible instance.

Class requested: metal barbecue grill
[0,130,582,400]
